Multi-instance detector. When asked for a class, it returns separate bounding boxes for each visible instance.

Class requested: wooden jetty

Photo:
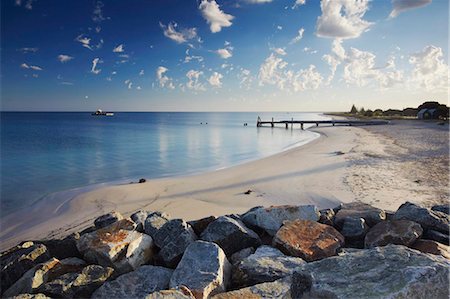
[256,117,389,130]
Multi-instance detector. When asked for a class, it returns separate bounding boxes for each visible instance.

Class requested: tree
[359,107,365,114]
[350,104,358,114]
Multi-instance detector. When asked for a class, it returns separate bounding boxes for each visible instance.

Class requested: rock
[36,233,82,260]
[200,216,261,256]
[92,265,173,299]
[8,294,51,299]
[40,264,114,298]
[188,216,217,236]
[273,220,344,262]
[1,242,51,293]
[394,202,449,233]
[431,204,449,215]
[144,212,171,238]
[364,220,423,248]
[334,202,386,228]
[154,219,197,268]
[423,229,450,245]
[146,289,195,299]
[241,205,320,236]
[76,219,154,274]
[410,239,450,259]
[318,208,335,226]
[291,245,450,298]
[339,217,369,248]
[138,178,146,183]
[170,241,231,299]
[3,257,86,297]
[131,210,149,232]
[229,247,255,265]
[232,245,305,288]
[212,277,291,299]
[94,211,124,229]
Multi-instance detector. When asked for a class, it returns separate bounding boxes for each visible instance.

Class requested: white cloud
[113,44,125,53]
[16,0,36,10]
[259,53,288,88]
[290,28,304,44]
[277,25,283,30]
[92,1,105,23]
[273,47,287,56]
[18,47,38,53]
[160,22,198,44]
[389,0,432,18]
[186,70,206,91]
[199,0,234,33]
[124,79,133,89]
[239,68,253,89]
[139,70,144,76]
[316,0,373,39]
[216,48,232,59]
[75,35,93,50]
[244,0,273,3]
[57,55,74,63]
[184,49,204,63]
[20,63,43,71]
[293,0,306,9]
[408,45,448,91]
[208,72,223,87]
[303,47,318,54]
[322,39,345,84]
[156,66,175,89]
[91,58,101,74]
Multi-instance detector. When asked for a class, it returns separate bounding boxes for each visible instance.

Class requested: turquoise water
[0,112,329,216]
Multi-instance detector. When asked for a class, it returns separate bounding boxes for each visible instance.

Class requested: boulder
[92,265,173,299]
[170,241,231,299]
[232,245,305,288]
[364,220,423,248]
[1,242,51,293]
[200,216,261,256]
[229,247,254,265]
[273,220,344,262]
[431,204,449,215]
[8,294,51,299]
[291,245,450,298]
[131,210,149,232]
[94,211,124,229]
[76,219,154,274]
[40,264,114,298]
[37,233,82,260]
[146,289,195,299]
[3,257,86,297]
[339,217,369,248]
[318,208,335,226]
[423,229,450,245]
[334,202,386,228]
[212,277,291,299]
[241,205,320,236]
[410,239,450,259]
[144,212,171,238]
[188,216,217,236]
[394,202,449,233]
[153,219,197,268]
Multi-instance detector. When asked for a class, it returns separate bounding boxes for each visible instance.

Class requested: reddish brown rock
[410,239,450,259]
[364,220,423,248]
[272,220,344,262]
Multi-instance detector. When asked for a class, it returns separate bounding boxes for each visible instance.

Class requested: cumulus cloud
[20,63,43,71]
[139,70,144,76]
[75,35,93,50]
[273,48,287,55]
[290,28,304,44]
[156,66,175,89]
[186,70,205,91]
[18,47,38,53]
[216,48,232,59]
[184,49,204,63]
[245,0,273,3]
[293,0,306,9]
[124,79,133,89]
[238,68,253,89]
[160,22,198,44]
[57,55,74,63]
[322,39,345,83]
[199,0,234,33]
[113,44,125,53]
[91,58,101,74]
[408,45,448,91]
[389,0,432,18]
[316,0,373,39]
[208,72,223,87]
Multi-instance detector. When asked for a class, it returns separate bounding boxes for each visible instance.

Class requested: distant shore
[1,119,448,250]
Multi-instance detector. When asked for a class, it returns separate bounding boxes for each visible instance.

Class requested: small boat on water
[92,109,114,116]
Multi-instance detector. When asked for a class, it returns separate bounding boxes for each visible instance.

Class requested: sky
[1,0,448,112]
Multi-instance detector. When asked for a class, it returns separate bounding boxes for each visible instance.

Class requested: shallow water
[1,112,329,215]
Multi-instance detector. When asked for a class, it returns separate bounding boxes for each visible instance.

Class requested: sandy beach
[1,120,448,250]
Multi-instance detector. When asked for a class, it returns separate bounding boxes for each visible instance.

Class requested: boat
[92,109,114,116]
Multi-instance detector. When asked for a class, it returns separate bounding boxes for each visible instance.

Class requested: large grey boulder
[91,265,173,299]
[7,294,51,299]
[170,241,231,299]
[1,242,51,293]
[146,289,195,299]
[339,217,369,248]
[200,216,261,256]
[94,211,124,229]
[212,277,291,299]
[423,229,450,245]
[153,219,197,268]
[291,245,450,298]
[76,219,154,274]
[229,247,255,265]
[241,205,319,236]
[364,220,423,248]
[131,210,149,232]
[394,202,449,234]
[232,245,305,288]
[144,212,171,238]
[334,202,386,228]
[188,216,217,236]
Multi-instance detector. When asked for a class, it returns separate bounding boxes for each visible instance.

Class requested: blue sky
[1,0,448,111]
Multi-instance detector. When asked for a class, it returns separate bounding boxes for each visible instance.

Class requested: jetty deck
[257,117,389,130]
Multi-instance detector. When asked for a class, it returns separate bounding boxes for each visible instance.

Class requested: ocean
[0,112,329,216]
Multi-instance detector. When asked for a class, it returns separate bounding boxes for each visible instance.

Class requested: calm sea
[0,112,329,216]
